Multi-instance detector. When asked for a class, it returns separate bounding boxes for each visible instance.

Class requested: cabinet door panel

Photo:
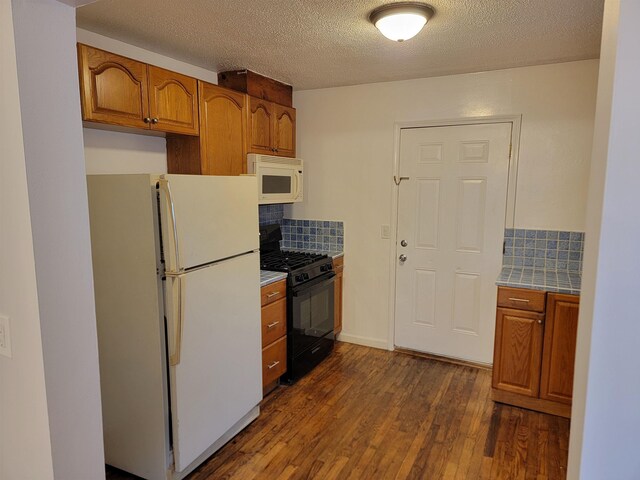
[274,104,296,157]
[78,44,149,129]
[199,82,247,175]
[540,293,579,404]
[248,97,274,155]
[492,308,544,397]
[148,66,199,135]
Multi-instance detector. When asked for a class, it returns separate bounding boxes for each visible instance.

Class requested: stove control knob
[327,263,333,270]
[320,265,327,272]
[303,273,310,280]
[295,274,304,283]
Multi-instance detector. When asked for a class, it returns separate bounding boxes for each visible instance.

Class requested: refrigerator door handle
[168,274,185,366]
[160,178,181,273]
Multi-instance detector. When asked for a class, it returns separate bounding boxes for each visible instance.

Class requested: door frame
[387,115,522,352]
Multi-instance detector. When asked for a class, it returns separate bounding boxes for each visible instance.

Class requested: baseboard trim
[337,333,388,350]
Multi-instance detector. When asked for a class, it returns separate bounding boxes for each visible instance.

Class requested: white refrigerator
[87,174,262,480]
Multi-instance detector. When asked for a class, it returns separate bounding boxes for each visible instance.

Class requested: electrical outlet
[0,315,12,358]
[381,225,391,239]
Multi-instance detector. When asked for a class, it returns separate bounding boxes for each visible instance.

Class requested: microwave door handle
[293,170,301,198]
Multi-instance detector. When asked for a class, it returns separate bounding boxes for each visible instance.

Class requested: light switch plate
[0,315,12,358]
[381,225,391,239]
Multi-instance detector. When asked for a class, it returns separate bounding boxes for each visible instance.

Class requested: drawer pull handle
[267,360,280,370]
[266,321,280,329]
[266,291,280,298]
[508,297,530,303]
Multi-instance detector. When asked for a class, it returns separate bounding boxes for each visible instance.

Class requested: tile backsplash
[503,229,584,272]
[281,219,344,251]
[258,204,285,226]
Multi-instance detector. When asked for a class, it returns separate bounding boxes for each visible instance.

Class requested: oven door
[290,274,335,357]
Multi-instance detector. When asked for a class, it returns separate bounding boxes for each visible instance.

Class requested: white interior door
[394,123,512,363]
[166,252,262,473]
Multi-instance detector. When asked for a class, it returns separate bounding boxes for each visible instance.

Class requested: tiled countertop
[259,270,287,287]
[496,266,581,295]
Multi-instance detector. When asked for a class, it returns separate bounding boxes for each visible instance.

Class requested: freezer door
[165,252,262,474]
[159,175,259,272]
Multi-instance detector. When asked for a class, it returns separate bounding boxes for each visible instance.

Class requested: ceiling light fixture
[369,2,435,42]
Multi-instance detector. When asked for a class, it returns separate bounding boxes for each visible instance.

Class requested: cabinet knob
[143,117,151,123]
[151,118,159,124]
[537,319,543,324]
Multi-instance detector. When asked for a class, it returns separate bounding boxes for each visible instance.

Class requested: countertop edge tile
[260,270,288,287]
[496,266,581,295]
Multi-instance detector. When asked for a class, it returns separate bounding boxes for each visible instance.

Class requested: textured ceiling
[76,0,604,90]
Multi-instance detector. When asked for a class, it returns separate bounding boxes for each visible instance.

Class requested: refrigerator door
[159,175,259,272]
[165,251,262,474]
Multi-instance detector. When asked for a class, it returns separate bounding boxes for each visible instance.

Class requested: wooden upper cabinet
[492,308,544,397]
[78,44,198,135]
[274,104,296,157]
[248,97,275,155]
[78,44,149,129]
[148,66,199,135]
[199,82,246,175]
[540,293,580,405]
[247,97,296,157]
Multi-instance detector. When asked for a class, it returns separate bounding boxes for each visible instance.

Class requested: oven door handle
[292,272,336,296]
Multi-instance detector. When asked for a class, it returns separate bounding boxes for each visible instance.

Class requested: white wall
[568,0,640,478]
[0,0,54,477]
[11,0,104,478]
[77,29,218,175]
[291,60,598,347]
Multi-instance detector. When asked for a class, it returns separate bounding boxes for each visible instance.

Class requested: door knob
[399,254,407,262]
[400,240,408,247]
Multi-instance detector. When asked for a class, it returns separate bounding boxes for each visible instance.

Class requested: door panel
[148,66,199,135]
[159,175,259,271]
[394,123,512,363]
[248,97,274,155]
[78,44,149,129]
[274,104,296,157]
[540,293,580,404]
[199,82,247,175]
[492,308,544,397]
[168,253,261,473]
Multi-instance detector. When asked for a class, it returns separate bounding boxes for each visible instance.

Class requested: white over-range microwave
[247,154,303,204]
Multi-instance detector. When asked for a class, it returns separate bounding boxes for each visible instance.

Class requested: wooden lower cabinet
[261,279,287,395]
[492,287,579,418]
[540,293,580,404]
[492,308,544,397]
[333,256,344,335]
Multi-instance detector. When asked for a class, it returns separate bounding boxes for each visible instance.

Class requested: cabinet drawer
[261,279,286,306]
[262,336,287,387]
[497,287,546,313]
[261,298,286,347]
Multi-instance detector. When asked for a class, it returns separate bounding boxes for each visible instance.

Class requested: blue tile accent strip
[280,219,344,251]
[258,204,285,226]
[503,229,584,272]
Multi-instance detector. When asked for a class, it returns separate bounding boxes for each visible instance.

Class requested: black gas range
[259,224,335,383]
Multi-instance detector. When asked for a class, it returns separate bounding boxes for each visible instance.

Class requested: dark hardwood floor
[107,342,570,479]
